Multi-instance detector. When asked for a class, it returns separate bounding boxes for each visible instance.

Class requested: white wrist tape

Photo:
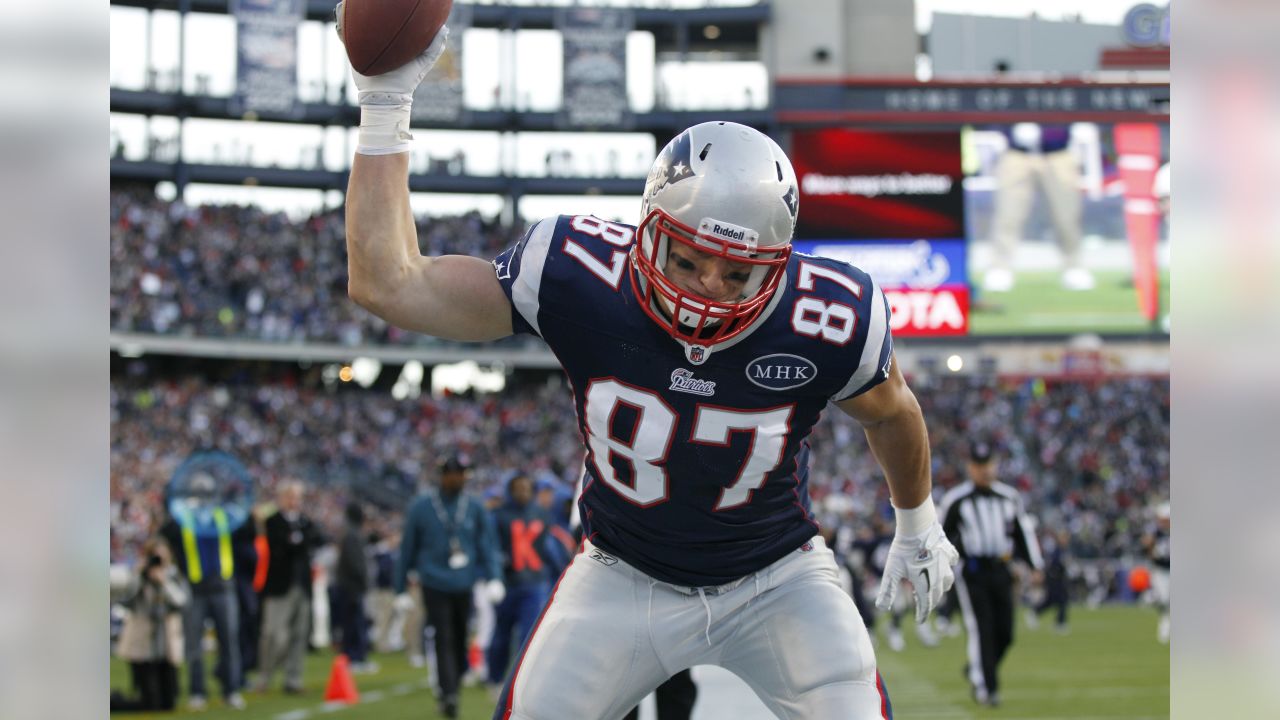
[893,495,938,537]
[357,103,413,155]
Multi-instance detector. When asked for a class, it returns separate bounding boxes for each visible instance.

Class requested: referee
[940,438,1043,707]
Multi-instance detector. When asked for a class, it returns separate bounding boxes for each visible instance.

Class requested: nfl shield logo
[686,344,707,365]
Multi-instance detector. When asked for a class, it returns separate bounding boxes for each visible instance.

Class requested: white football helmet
[631,121,798,346]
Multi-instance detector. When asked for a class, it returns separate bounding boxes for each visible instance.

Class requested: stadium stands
[110,189,526,345]
[111,356,1168,601]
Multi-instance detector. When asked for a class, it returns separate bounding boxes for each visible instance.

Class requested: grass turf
[110,605,1169,719]
[875,604,1169,719]
[968,270,1171,336]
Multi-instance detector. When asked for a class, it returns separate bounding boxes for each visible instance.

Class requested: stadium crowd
[110,188,527,346]
[112,367,1168,577]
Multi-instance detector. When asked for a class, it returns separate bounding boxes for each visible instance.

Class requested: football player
[340,25,958,719]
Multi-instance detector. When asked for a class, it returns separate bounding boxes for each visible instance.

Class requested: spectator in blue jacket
[396,454,503,719]
[486,473,565,689]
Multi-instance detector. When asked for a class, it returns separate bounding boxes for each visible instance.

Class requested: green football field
[110,605,1168,719]
[968,270,1171,336]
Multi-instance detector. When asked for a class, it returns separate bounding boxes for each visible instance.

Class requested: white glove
[334,2,449,154]
[393,592,415,612]
[484,579,506,605]
[875,498,960,624]
[345,27,450,105]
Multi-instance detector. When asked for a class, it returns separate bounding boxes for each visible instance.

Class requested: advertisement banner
[231,0,304,119]
[794,239,969,336]
[791,129,965,239]
[558,8,633,129]
[885,288,969,336]
[412,4,471,124]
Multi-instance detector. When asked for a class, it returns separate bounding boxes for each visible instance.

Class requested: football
[339,0,453,77]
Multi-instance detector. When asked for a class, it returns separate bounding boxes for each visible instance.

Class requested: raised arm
[339,19,512,341]
[346,153,512,341]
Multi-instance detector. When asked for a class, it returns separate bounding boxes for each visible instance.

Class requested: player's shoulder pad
[495,216,562,336]
[790,251,877,303]
[801,252,893,402]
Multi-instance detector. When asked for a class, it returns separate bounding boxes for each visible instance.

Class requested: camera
[146,554,164,569]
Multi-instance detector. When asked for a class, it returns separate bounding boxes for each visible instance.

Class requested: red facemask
[631,208,790,347]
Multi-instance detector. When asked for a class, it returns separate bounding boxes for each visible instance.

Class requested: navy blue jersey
[492,214,893,586]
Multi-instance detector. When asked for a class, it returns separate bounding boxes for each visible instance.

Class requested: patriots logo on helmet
[647,130,697,195]
[781,184,799,220]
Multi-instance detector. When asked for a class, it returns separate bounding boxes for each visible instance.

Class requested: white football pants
[493,536,891,720]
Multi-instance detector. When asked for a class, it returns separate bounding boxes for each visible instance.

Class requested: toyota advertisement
[791,129,969,337]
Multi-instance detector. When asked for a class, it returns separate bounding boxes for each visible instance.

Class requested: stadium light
[947,354,964,372]
[432,360,507,396]
[351,357,382,388]
[392,360,425,400]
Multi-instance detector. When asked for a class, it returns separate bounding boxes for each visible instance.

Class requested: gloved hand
[484,579,506,605]
[393,592,415,612]
[340,23,450,104]
[334,2,449,154]
[875,501,960,624]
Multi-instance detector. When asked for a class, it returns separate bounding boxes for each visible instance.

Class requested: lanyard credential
[429,491,471,569]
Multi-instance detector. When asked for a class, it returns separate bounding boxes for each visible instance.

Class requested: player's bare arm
[346,153,512,341]
[338,15,513,342]
[835,352,930,510]
[840,352,960,621]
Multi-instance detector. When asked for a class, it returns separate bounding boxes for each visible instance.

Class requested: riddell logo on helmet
[712,224,745,241]
[699,218,758,247]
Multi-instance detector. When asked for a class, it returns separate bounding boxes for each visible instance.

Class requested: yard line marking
[274,710,312,720]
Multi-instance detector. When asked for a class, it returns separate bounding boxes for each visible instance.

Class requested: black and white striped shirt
[940,481,1043,570]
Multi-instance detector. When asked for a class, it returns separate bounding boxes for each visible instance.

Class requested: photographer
[112,539,188,712]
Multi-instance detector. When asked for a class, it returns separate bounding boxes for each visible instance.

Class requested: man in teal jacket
[396,454,504,719]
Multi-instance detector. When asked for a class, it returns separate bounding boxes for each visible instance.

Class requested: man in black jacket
[255,481,326,694]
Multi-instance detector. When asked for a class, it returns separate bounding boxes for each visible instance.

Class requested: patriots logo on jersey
[669,368,716,396]
[493,258,512,280]
[494,236,522,280]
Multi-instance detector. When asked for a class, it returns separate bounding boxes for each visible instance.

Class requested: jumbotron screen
[791,129,968,337]
[792,128,965,239]
[789,125,1169,337]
